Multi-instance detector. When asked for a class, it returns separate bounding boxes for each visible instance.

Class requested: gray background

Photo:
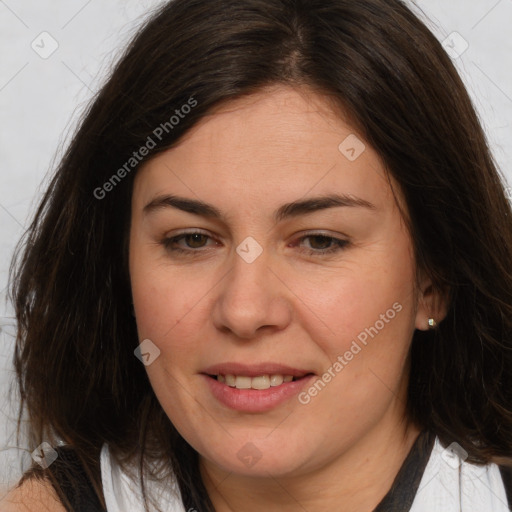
[1,0,511,493]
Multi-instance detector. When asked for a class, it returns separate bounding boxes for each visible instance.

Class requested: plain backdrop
[0,0,511,493]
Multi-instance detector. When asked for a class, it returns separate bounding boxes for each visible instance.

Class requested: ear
[414,272,449,331]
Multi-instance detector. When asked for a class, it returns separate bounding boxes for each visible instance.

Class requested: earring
[428,318,437,328]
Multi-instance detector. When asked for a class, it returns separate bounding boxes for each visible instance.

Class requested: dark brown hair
[9,0,512,510]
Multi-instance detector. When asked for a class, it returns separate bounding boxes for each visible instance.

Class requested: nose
[211,245,293,340]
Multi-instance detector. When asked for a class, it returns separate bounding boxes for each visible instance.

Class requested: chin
[199,437,313,478]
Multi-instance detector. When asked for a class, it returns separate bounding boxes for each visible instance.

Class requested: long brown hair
[9,0,512,510]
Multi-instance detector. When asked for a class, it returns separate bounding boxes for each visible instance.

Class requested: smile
[202,365,315,412]
[214,373,297,390]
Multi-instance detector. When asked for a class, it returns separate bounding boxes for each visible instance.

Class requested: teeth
[219,374,297,389]
[235,376,252,389]
[270,374,283,386]
[251,375,270,389]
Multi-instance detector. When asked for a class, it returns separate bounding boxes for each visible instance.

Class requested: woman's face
[129,85,432,478]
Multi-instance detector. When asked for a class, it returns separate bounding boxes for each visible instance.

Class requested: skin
[129,84,446,512]
[0,479,67,512]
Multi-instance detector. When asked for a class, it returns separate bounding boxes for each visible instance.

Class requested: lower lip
[202,374,315,413]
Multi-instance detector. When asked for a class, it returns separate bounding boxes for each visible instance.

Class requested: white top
[100,438,511,512]
[100,444,186,512]
[409,438,510,512]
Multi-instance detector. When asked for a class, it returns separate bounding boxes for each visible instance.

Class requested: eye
[294,233,349,256]
[161,231,216,255]
[160,231,349,257]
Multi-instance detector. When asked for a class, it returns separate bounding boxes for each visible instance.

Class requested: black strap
[373,430,436,512]
[46,435,435,512]
[41,435,510,512]
[499,464,512,511]
[46,445,106,512]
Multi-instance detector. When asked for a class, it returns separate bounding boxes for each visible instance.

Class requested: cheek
[131,270,206,359]
[129,231,205,341]
[305,233,417,387]
[320,251,413,337]
[296,264,416,447]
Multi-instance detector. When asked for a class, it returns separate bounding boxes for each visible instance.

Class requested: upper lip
[201,362,314,378]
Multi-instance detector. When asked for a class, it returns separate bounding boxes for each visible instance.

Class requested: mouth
[205,373,313,390]
[201,363,316,412]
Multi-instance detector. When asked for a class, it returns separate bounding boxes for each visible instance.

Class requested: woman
[2,0,512,511]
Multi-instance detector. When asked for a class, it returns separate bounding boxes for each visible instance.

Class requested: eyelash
[160,231,349,257]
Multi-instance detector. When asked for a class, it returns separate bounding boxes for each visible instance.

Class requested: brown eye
[295,234,349,256]
[183,233,209,248]
[161,231,215,254]
[307,235,335,250]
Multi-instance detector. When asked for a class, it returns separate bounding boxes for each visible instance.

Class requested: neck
[199,419,422,512]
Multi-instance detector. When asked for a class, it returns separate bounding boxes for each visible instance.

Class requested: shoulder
[1,444,107,512]
[0,476,67,512]
[411,436,512,511]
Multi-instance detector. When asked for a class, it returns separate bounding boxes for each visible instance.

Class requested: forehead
[133,85,399,217]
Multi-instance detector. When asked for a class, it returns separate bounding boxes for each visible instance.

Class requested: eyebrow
[143,193,376,222]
